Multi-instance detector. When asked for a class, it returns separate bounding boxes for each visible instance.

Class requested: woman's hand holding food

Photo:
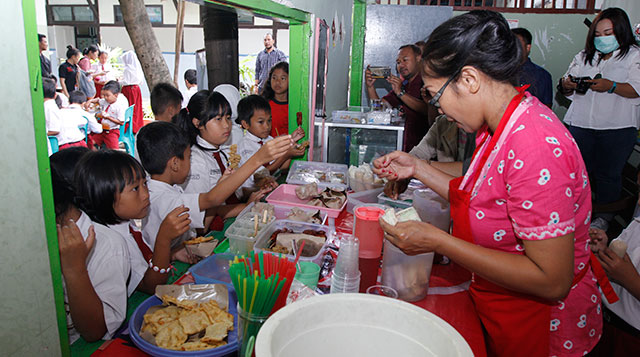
[383,179,409,200]
[378,218,446,256]
[373,151,418,181]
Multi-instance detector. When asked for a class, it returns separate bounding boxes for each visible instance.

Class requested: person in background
[182,69,198,108]
[255,32,287,94]
[50,147,130,343]
[92,51,113,97]
[78,45,99,72]
[120,51,144,133]
[214,84,245,148]
[559,7,640,232]
[512,28,553,107]
[74,150,190,296]
[58,46,82,99]
[365,44,435,152]
[39,34,53,79]
[43,78,61,139]
[61,91,102,149]
[262,61,305,140]
[589,183,640,355]
[151,82,183,123]
[85,80,128,150]
[375,10,603,355]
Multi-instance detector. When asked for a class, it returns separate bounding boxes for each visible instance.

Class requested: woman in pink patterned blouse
[375,10,607,357]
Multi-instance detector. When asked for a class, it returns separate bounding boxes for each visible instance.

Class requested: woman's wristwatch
[608,81,617,94]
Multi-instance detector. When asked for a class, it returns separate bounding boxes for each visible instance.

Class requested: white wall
[0,1,61,355]
[288,0,353,113]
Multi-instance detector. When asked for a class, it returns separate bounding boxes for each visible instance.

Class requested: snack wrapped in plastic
[286,208,322,224]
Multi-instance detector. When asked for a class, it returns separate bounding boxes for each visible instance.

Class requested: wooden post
[201,6,239,89]
[174,0,186,87]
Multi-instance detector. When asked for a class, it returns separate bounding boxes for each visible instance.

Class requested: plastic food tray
[188,253,236,290]
[253,220,334,266]
[238,201,328,225]
[286,161,348,190]
[225,212,275,255]
[377,191,413,210]
[347,187,384,214]
[265,184,346,219]
[128,291,238,357]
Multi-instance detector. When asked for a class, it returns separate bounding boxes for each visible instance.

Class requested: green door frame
[22,0,71,355]
[349,0,366,107]
[202,0,312,149]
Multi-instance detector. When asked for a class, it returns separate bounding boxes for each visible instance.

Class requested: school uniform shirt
[99,94,129,130]
[109,221,148,296]
[237,131,272,191]
[142,179,205,250]
[58,104,100,145]
[182,86,198,108]
[221,124,245,152]
[91,62,114,84]
[603,217,640,331]
[44,99,62,134]
[65,212,131,344]
[563,47,640,130]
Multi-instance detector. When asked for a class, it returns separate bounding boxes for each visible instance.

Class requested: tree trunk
[173,0,186,87]
[118,0,172,90]
[201,7,239,89]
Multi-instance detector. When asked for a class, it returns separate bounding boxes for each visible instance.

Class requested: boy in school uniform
[151,82,183,122]
[59,91,103,149]
[43,78,62,138]
[237,95,306,176]
[86,80,129,149]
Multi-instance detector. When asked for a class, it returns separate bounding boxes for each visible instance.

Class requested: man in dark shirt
[365,44,433,152]
[39,34,53,79]
[512,28,553,107]
[254,33,287,94]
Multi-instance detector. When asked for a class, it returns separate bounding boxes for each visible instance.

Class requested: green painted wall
[0,0,63,355]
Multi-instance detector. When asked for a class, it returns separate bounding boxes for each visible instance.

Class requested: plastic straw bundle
[229,251,298,356]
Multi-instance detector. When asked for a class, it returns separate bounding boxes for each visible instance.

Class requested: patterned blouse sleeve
[503,112,585,241]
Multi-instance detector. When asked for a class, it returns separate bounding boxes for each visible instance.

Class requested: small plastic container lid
[354,205,385,221]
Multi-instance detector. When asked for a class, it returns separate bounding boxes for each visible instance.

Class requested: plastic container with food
[266,184,347,225]
[238,201,328,225]
[286,161,348,190]
[225,212,276,255]
[253,220,334,266]
[346,187,384,214]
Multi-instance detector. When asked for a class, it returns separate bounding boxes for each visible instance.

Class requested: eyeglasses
[428,69,461,109]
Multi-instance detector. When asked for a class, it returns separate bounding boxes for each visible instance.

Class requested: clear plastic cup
[353,204,386,259]
[333,236,360,278]
[366,285,398,298]
[330,271,361,294]
[295,262,321,290]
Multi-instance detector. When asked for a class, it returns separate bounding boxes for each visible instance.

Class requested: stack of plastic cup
[330,235,361,294]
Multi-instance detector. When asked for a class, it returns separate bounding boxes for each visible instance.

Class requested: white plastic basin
[255,294,473,357]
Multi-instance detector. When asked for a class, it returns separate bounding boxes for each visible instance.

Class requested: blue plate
[129,291,238,356]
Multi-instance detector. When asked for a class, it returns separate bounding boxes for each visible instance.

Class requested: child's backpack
[77,70,96,99]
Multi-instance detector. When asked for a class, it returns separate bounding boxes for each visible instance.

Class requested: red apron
[448,88,616,356]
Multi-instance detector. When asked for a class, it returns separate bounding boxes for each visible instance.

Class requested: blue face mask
[594,35,620,54]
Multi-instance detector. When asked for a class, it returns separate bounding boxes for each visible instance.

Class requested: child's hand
[57,220,95,274]
[171,246,199,264]
[589,228,608,253]
[247,187,272,203]
[260,177,278,191]
[597,248,638,286]
[291,126,305,142]
[157,206,191,244]
[255,135,293,164]
[219,167,235,183]
[287,145,306,158]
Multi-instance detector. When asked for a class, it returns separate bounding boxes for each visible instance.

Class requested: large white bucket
[255,294,473,357]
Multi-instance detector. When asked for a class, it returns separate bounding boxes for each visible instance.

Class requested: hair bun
[67,45,73,50]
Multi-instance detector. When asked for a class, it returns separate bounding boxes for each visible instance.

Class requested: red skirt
[121,84,143,133]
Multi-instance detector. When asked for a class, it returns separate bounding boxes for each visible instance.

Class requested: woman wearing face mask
[560,7,640,232]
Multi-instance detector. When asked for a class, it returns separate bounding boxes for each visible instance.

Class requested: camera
[570,76,593,94]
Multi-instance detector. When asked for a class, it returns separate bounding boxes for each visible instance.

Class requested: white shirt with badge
[602,216,640,331]
[99,94,129,130]
[237,131,272,190]
[108,221,148,296]
[563,46,640,130]
[44,99,62,134]
[65,212,131,343]
[142,179,205,250]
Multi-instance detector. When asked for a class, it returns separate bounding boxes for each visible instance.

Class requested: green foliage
[239,56,255,97]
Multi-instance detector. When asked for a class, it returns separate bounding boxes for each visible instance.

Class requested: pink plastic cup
[353,204,386,259]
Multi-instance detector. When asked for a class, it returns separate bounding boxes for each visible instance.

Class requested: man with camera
[364,44,434,152]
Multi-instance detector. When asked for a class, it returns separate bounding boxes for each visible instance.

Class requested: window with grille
[375,0,604,13]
